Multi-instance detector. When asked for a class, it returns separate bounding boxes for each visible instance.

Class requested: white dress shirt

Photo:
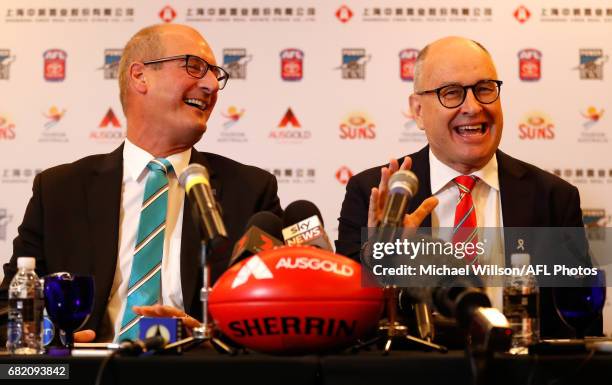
[428,149,505,309]
[106,139,191,341]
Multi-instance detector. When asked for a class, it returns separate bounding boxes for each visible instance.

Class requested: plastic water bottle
[6,257,44,354]
[503,253,540,355]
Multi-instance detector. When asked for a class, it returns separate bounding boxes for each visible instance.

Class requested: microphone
[229,211,284,266]
[281,200,333,251]
[380,170,419,227]
[399,275,512,352]
[116,335,167,356]
[178,164,229,254]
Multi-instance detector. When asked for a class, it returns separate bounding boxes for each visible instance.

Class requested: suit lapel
[179,150,222,315]
[497,150,534,227]
[85,145,123,330]
[497,150,536,265]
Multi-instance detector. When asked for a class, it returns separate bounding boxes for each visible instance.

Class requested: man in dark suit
[1,24,282,342]
[336,36,595,338]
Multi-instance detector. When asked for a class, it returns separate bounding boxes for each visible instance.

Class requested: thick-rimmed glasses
[143,54,229,90]
[416,79,503,109]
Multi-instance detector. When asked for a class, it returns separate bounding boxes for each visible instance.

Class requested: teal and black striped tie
[118,158,173,341]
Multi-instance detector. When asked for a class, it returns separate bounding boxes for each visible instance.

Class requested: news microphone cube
[138,317,182,344]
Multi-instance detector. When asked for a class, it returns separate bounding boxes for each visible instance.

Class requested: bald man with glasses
[336,36,597,339]
[2,24,282,342]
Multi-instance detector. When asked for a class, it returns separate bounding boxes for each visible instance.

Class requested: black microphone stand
[165,241,235,354]
[352,285,447,355]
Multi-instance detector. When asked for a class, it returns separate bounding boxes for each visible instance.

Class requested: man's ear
[129,62,147,94]
[409,93,425,131]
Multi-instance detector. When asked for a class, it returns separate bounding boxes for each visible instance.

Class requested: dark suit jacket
[1,144,282,337]
[336,145,597,338]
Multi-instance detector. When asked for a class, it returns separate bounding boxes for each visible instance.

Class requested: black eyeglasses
[143,54,229,90]
[416,79,503,109]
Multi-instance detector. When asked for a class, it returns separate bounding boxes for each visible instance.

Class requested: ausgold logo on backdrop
[399,49,418,81]
[0,115,16,140]
[223,49,251,80]
[278,108,300,128]
[99,49,122,79]
[518,49,542,81]
[43,49,67,82]
[337,49,370,80]
[90,108,123,141]
[335,166,353,185]
[518,111,555,140]
[575,49,608,80]
[339,112,376,140]
[0,49,15,80]
[280,49,304,81]
[269,108,311,142]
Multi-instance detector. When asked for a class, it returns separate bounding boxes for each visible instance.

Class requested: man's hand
[74,329,96,343]
[133,304,201,329]
[367,156,438,229]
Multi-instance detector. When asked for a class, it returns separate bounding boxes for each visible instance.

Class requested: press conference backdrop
[0,0,611,329]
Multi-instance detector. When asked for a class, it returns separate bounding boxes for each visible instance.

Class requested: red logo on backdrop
[278,108,301,128]
[399,49,419,81]
[518,49,542,81]
[159,6,177,23]
[43,49,67,81]
[335,166,353,185]
[514,5,531,23]
[99,108,121,128]
[280,49,304,81]
[336,5,353,23]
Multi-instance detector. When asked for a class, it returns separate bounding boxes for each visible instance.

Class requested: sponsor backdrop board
[1,1,612,331]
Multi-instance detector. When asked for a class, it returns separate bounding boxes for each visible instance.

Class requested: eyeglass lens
[439,80,500,107]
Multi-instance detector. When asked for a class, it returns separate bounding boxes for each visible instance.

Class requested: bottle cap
[17,256,36,269]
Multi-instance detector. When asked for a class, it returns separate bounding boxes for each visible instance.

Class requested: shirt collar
[122,138,191,182]
[429,148,499,194]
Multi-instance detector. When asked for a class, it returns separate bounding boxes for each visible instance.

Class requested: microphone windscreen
[283,200,324,228]
[244,211,283,241]
[388,170,419,197]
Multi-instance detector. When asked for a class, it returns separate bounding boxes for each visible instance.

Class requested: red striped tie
[452,175,479,264]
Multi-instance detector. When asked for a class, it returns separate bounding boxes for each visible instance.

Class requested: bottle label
[8,298,44,333]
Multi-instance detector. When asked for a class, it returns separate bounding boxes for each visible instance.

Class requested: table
[1,348,611,385]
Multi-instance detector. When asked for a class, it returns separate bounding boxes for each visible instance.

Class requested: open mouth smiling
[454,123,488,136]
[184,98,208,111]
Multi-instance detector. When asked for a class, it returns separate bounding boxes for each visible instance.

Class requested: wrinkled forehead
[421,43,498,88]
[159,29,217,65]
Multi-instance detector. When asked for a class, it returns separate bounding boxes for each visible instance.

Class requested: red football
[209,246,384,354]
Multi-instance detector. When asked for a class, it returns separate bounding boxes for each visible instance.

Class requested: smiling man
[1,24,282,342]
[336,36,588,338]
